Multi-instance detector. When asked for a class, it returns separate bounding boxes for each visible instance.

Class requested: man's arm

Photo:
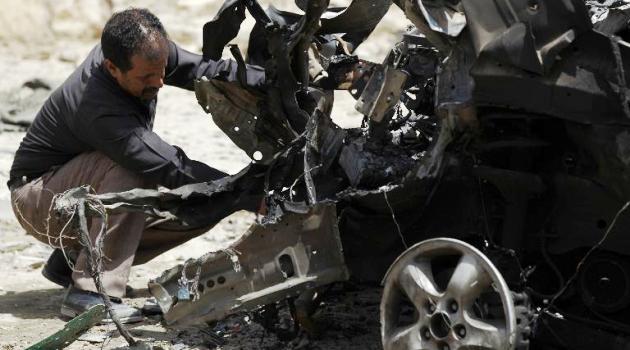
[164,41,265,90]
[78,113,227,189]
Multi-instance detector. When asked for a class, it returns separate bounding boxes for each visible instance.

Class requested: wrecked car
[55,0,630,349]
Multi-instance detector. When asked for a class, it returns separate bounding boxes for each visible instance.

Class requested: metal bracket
[149,203,349,326]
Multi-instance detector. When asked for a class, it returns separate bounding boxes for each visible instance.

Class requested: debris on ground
[26,305,106,350]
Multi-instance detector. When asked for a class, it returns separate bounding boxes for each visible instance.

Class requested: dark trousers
[11,152,209,297]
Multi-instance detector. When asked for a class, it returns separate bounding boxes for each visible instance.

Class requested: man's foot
[42,249,74,287]
[43,249,135,295]
[60,286,143,324]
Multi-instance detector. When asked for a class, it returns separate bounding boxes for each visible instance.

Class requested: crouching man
[8,8,264,323]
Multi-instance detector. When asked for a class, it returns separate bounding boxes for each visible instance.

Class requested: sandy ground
[0,1,407,348]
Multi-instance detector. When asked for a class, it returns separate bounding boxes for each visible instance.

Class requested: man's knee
[11,152,147,246]
[98,156,146,192]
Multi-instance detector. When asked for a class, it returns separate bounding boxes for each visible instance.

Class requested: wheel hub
[429,312,452,339]
[380,238,519,350]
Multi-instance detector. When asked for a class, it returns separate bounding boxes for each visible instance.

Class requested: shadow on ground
[0,288,65,320]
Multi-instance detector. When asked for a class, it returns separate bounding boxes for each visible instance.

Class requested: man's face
[105,49,167,101]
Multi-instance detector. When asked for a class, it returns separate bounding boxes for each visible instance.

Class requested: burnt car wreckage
[52,0,630,349]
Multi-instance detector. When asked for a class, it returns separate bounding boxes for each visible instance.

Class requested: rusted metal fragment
[243,0,325,134]
[354,26,439,125]
[434,40,475,118]
[338,140,417,188]
[148,203,349,326]
[355,65,408,123]
[303,102,323,203]
[295,0,331,89]
[310,54,381,103]
[195,79,294,164]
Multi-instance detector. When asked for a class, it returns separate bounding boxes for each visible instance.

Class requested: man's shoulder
[54,44,114,114]
[69,44,149,129]
[79,68,136,115]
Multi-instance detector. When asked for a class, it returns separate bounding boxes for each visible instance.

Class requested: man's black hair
[101,8,168,72]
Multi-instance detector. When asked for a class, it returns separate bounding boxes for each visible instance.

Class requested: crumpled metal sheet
[586,0,630,24]
[338,140,418,188]
[355,64,409,122]
[293,0,392,35]
[195,78,294,164]
[91,164,265,230]
[246,5,301,67]
[202,0,246,61]
[415,0,467,37]
[148,203,349,326]
[434,38,475,112]
[471,29,630,125]
[396,0,452,53]
[248,0,391,68]
[461,0,592,74]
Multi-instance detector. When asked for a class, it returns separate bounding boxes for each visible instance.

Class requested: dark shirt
[9,41,265,189]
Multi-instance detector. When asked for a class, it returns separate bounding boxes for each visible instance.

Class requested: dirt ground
[0,1,408,349]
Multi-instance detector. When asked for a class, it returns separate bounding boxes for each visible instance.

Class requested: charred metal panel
[201,0,246,61]
[148,203,349,326]
[195,79,294,164]
[435,41,475,115]
[471,34,630,125]
[91,164,265,230]
[545,174,630,255]
[338,140,418,188]
[461,0,591,74]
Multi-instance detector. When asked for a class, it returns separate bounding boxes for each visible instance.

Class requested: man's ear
[103,58,120,77]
